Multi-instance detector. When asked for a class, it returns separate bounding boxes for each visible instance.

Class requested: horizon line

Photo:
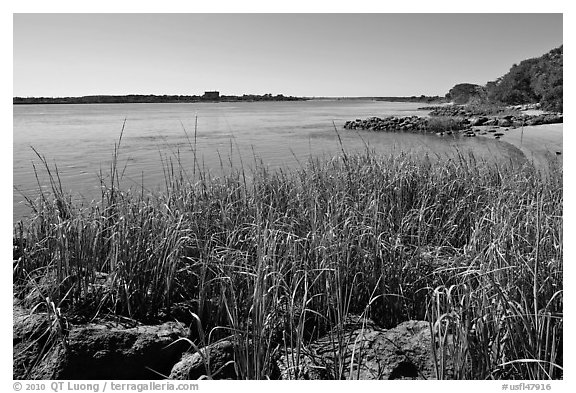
[13,93,445,99]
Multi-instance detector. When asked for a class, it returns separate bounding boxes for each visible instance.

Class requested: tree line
[13,93,307,105]
[446,45,563,112]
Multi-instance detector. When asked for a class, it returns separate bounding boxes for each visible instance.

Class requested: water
[13,100,523,223]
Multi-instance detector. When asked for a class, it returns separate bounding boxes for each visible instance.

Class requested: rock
[469,116,488,126]
[13,303,190,380]
[278,318,447,380]
[483,118,498,126]
[527,118,542,126]
[169,340,237,380]
[13,300,56,379]
[498,118,512,127]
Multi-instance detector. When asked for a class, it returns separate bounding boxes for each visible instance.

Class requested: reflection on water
[13,100,524,223]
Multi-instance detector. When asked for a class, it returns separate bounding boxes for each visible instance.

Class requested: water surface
[13,100,523,223]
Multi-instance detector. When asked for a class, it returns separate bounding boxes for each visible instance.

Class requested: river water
[13,100,523,223]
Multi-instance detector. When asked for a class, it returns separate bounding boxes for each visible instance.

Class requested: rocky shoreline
[344,113,563,133]
[418,103,543,117]
[343,106,563,138]
[13,299,441,380]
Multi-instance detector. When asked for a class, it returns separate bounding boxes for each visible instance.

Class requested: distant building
[203,91,220,100]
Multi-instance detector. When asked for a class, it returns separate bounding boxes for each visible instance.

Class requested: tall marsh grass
[13,142,562,379]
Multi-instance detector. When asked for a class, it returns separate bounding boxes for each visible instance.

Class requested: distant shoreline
[13,94,306,105]
[13,95,444,105]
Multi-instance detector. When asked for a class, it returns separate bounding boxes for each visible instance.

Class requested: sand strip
[480,124,562,170]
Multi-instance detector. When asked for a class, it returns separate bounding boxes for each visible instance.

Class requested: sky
[13,13,563,97]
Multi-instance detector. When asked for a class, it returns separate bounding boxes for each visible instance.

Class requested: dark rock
[13,303,190,380]
[277,318,447,380]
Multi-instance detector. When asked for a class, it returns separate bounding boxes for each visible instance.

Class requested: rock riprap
[344,113,562,134]
[343,116,467,133]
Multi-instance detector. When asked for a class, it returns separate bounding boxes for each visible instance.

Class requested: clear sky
[13,13,563,97]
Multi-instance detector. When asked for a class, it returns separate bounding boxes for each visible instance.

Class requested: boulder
[469,117,488,126]
[277,317,447,380]
[169,340,237,380]
[13,300,56,379]
[483,118,499,126]
[13,302,190,380]
[527,118,542,126]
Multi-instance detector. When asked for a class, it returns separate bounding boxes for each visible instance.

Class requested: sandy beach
[482,123,563,169]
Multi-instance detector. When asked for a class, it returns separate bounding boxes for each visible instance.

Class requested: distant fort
[203,91,220,101]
